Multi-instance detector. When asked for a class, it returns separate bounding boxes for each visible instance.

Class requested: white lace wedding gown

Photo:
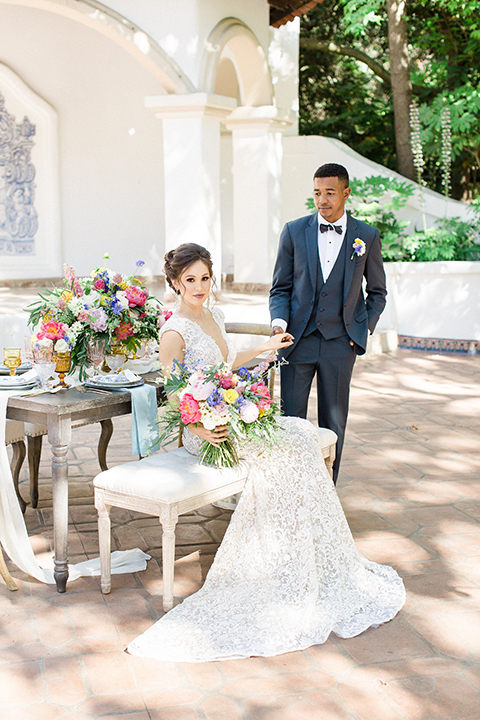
[127,308,405,662]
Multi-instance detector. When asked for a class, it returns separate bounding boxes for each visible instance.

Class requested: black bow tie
[320,223,343,235]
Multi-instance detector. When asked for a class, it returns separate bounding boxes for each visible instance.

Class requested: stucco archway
[201,18,273,107]
[0,0,194,93]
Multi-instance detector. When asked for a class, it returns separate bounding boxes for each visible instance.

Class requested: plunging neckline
[180,309,231,364]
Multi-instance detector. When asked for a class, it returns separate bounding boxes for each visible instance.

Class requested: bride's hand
[188,423,230,447]
[264,332,294,352]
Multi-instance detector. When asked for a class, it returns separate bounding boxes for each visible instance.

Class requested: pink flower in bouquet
[115,320,134,340]
[190,379,216,401]
[125,286,148,307]
[158,309,173,329]
[64,264,84,296]
[88,308,108,332]
[56,297,67,310]
[37,320,67,341]
[77,309,90,323]
[253,361,269,374]
[179,393,201,424]
[94,278,105,291]
[218,372,235,389]
[240,401,259,424]
[257,397,272,412]
[112,273,123,285]
[250,382,270,399]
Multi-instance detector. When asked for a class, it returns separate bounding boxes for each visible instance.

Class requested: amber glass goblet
[54,352,72,388]
[3,347,22,376]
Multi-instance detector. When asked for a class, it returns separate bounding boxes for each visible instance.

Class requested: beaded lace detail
[128,310,405,661]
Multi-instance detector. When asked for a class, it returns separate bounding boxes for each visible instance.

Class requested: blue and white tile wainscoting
[398,336,479,355]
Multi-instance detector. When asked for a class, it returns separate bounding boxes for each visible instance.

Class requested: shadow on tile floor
[1,349,480,720]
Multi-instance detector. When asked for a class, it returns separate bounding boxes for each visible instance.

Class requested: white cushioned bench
[94,425,337,611]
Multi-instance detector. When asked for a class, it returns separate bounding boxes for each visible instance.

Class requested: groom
[269,163,387,483]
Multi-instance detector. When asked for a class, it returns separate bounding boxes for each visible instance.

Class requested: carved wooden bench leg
[324,442,336,480]
[95,489,112,594]
[0,545,17,591]
[27,435,43,509]
[98,419,113,472]
[160,505,178,612]
[11,439,26,513]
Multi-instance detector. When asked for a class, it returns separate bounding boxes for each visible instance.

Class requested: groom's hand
[270,326,284,337]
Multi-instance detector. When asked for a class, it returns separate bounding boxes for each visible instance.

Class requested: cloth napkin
[126,374,159,457]
[0,388,151,584]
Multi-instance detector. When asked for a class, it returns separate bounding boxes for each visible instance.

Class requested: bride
[127,243,405,662]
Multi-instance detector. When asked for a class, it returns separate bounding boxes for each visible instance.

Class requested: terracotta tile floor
[2,288,480,719]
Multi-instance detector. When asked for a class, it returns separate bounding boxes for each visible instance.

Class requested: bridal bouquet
[157,353,281,467]
[27,256,162,378]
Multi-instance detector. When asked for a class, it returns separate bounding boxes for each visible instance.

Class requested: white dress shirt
[317,211,347,281]
[271,211,347,331]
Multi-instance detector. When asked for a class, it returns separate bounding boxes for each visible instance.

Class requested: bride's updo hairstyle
[164,243,215,296]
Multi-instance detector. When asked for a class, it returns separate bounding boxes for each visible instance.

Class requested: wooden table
[6,380,164,592]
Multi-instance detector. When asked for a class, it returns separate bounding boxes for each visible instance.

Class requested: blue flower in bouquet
[110,296,124,315]
[94,270,110,292]
[237,367,251,381]
[206,388,224,407]
[183,350,208,373]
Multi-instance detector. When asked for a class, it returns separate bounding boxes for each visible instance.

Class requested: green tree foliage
[306,176,480,261]
[300,0,396,169]
[300,0,480,199]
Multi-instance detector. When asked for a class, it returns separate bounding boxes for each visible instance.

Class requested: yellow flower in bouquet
[223,388,239,404]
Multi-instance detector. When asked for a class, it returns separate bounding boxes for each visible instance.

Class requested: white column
[145,93,236,276]
[224,107,294,287]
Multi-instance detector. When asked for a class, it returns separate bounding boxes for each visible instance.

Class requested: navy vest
[304,237,347,340]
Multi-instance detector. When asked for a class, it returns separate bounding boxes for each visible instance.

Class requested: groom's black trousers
[280,331,356,484]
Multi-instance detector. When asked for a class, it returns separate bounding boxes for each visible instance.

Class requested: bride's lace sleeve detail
[159,315,187,347]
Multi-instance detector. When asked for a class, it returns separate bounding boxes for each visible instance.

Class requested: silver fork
[75,384,112,395]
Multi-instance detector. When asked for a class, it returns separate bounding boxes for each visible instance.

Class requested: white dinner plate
[0,362,32,376]
[85,373,144,390]
[0,376,39,391]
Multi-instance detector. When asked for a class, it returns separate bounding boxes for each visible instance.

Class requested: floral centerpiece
[157,352,281,467]
[27,256,162,379]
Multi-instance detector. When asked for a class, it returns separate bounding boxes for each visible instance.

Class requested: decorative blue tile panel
[0,92,37,256]
[398,335,479,355]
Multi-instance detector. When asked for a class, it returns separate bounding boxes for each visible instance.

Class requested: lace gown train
[127,309,405,662]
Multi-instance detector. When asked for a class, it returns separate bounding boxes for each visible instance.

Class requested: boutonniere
[351,238,366,260]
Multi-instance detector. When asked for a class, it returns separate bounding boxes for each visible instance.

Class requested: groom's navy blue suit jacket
[269,211,387,356]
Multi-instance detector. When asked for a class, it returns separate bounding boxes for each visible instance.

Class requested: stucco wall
[0,4,166,280]
[380,261,480,341]
[104,0,270,88]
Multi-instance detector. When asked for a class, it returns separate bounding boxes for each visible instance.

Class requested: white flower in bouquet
[37,336,53,349]
[67,297,84,315]
[54,338,70,353]
[145,297,161,314]
[115,291,130,310]
[68,321,83,346]
[201,404,230,431]
[86,290,100,306]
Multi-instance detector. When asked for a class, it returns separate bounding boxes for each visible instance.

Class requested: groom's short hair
[314,163,349,188]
